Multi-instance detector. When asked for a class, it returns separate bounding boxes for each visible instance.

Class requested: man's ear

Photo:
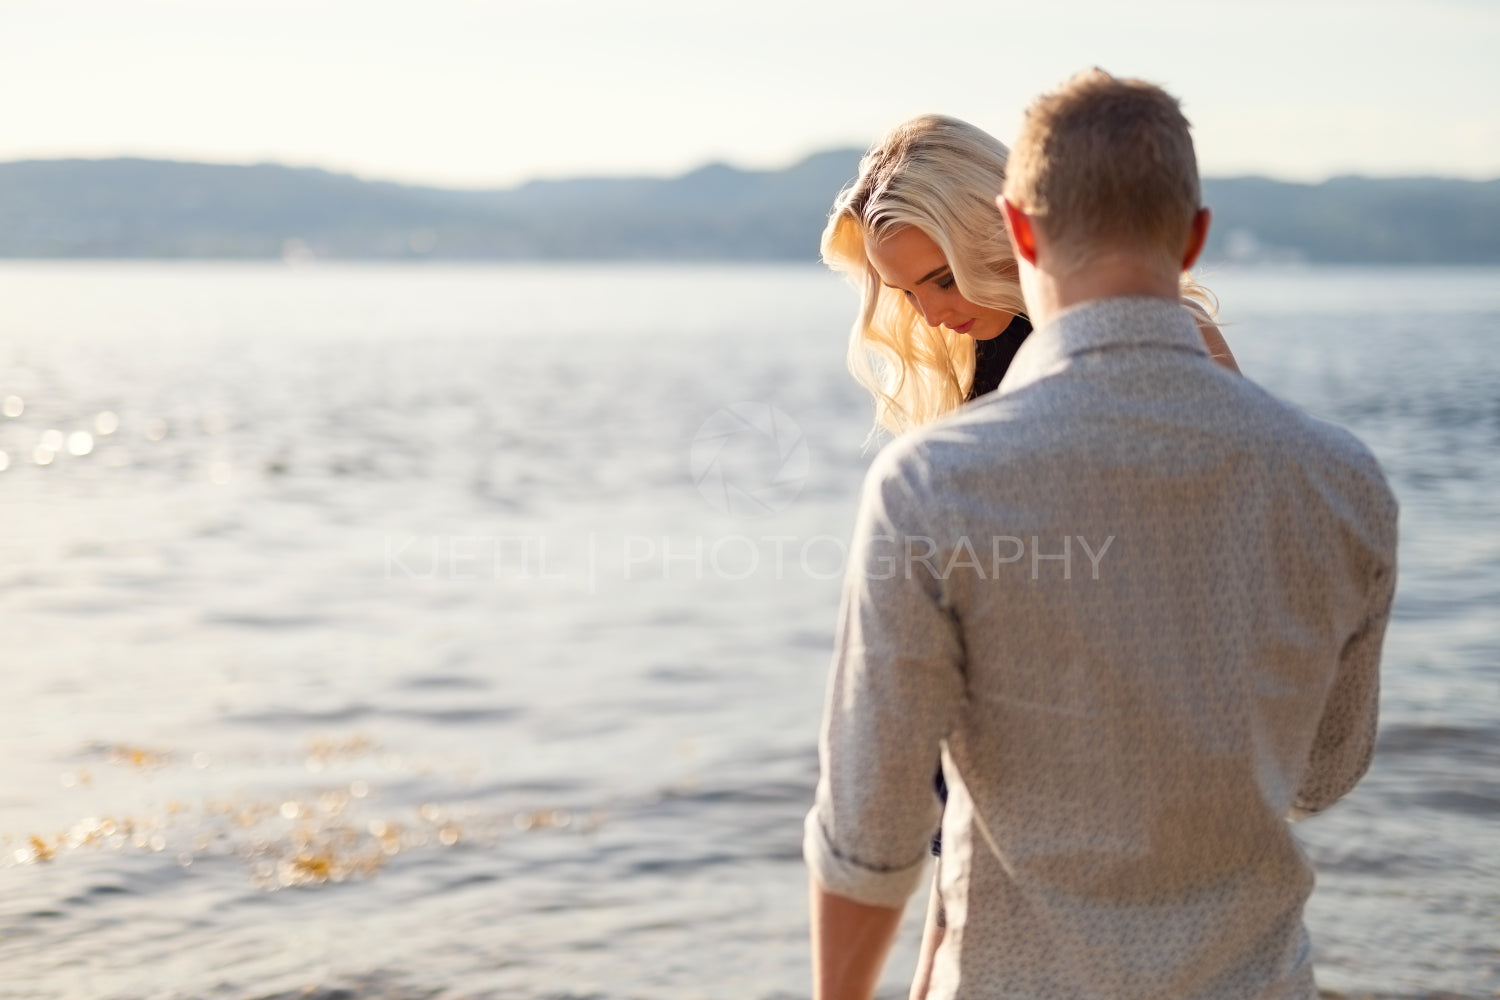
[1182,207,1211,271]
[997,197,1038,266]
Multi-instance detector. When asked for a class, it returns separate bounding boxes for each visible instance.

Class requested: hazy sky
[5,0,1497,188]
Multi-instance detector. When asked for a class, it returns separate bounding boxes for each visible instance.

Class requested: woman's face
[864,226,1015,341]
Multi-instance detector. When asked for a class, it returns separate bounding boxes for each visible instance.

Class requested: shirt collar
[998,296,1207,395]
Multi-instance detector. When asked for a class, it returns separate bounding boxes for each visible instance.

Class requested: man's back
[805,298,1398,999]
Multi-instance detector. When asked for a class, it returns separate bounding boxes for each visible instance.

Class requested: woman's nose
[913,293,947,329]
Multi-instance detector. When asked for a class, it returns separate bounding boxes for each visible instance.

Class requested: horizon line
[2,152,1497,192]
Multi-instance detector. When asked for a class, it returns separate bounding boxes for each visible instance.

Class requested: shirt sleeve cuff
[803,808,929,909]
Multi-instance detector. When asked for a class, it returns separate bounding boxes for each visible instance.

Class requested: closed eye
[883,269,954,297]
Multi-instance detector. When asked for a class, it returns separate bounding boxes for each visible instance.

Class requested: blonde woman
[822,114,1236,441]
[818,114,1238,999]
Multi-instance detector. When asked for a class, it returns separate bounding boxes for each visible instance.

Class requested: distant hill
[1,154,1497,264]
[1201,175,1500,264]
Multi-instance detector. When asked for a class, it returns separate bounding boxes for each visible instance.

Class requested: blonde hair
[1004,68,1200,270]
[821,115,1026,436]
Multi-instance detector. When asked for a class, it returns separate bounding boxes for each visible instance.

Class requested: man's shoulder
[865,395,1046,488]
[1230,376,1397,504]
[858,427,938,510]
[866,363,1398,539]
[1173,373,1401,561]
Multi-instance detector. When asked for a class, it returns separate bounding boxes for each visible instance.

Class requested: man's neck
[1024,251,1181,330]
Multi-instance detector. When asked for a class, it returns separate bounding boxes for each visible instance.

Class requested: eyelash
[902,274,956,299]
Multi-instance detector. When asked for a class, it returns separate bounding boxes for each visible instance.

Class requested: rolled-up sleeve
[803,444,967,908]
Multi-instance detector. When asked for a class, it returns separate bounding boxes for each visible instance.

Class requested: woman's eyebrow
[882,265,951,290]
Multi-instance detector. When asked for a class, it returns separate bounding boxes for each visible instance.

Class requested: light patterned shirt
[804,297,1398,1000]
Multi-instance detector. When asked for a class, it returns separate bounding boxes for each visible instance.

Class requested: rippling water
[0,263,1495,999]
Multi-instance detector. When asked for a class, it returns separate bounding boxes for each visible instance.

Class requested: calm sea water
[0,263,1495,999]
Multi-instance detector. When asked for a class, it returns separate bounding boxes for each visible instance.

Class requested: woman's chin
[968,313,1018,341]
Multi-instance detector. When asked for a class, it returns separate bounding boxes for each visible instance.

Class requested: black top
[965,313,1034,401]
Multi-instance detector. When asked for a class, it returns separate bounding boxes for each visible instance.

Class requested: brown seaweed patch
[25,835,56,863]
[99,744,172,771]
[11,740,605,889]
[303,732,380,773]
[265,823,387,889]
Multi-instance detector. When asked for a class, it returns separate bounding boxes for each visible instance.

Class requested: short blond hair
[1003,69,1200,267]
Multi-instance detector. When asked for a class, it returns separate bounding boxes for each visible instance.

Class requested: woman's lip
[951,319,976,334]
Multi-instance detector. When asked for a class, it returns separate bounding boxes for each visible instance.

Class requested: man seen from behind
[804,69,1399,1000]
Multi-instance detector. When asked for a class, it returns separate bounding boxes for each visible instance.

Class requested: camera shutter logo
[690,403,808,517]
